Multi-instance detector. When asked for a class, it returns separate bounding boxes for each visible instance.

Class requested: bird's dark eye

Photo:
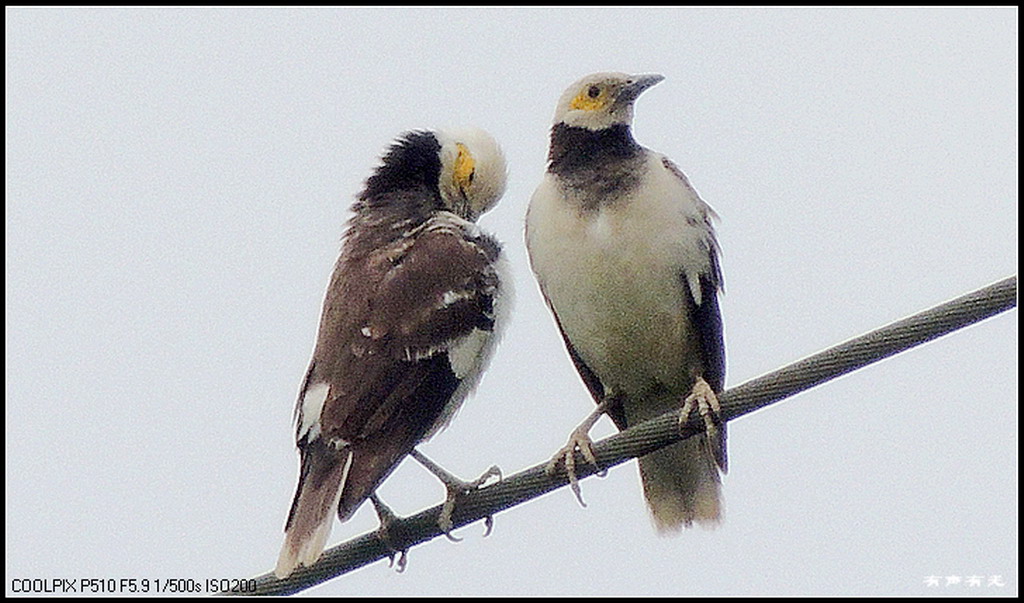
[587,85,601,98]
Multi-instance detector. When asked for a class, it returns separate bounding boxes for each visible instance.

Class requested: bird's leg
[369,494,408,573]
[545,394,619,507]
[679,376,728,473]
[408,449,502,541]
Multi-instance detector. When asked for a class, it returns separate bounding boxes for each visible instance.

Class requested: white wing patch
[440,289,476,308]
[448,328,492,380]
[298,382,330,442]
[683,267,704,306]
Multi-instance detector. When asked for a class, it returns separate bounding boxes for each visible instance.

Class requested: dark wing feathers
[693,274,725,394]
[335,355,459,520]
[299,218,498,519]
[365,228,497,353]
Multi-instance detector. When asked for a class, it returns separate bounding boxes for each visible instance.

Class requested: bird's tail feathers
[638,433,724,532]
[275,446,354,578]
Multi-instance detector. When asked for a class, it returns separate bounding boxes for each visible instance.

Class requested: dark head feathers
[359,130,443,202]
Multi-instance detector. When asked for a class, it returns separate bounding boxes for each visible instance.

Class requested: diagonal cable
[228,276,1016,596]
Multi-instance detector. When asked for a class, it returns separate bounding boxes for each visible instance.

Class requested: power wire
[227,275,1016,596]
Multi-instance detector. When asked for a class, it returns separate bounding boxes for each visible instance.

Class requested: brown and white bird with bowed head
[276,127,509,578]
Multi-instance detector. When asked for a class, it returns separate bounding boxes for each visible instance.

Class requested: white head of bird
[435,126,508,222]
[553,71,665,130]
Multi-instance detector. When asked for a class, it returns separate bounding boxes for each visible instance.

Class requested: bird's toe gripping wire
[679,376,727,473]
[545,397,614,507]
[369,494,409,573]
[409,449,502,541]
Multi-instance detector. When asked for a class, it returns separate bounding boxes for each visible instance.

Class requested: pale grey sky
[6,7,1017,596]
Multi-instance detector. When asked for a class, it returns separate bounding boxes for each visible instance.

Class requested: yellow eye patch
[570,84,609,111]
[453,143,475,188]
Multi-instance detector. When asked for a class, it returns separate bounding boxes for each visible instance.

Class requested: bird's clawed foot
[545,397,615,507]
[545,426,600,507]
[370,494,409,573]
[679,376,728,473]
[409,449,502,541]
[438,464,502,541]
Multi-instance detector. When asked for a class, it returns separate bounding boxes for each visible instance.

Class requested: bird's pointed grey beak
[619,73,665,103]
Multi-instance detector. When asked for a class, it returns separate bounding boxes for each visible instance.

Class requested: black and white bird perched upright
[526,72,727,532]
[275,127,509,578]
